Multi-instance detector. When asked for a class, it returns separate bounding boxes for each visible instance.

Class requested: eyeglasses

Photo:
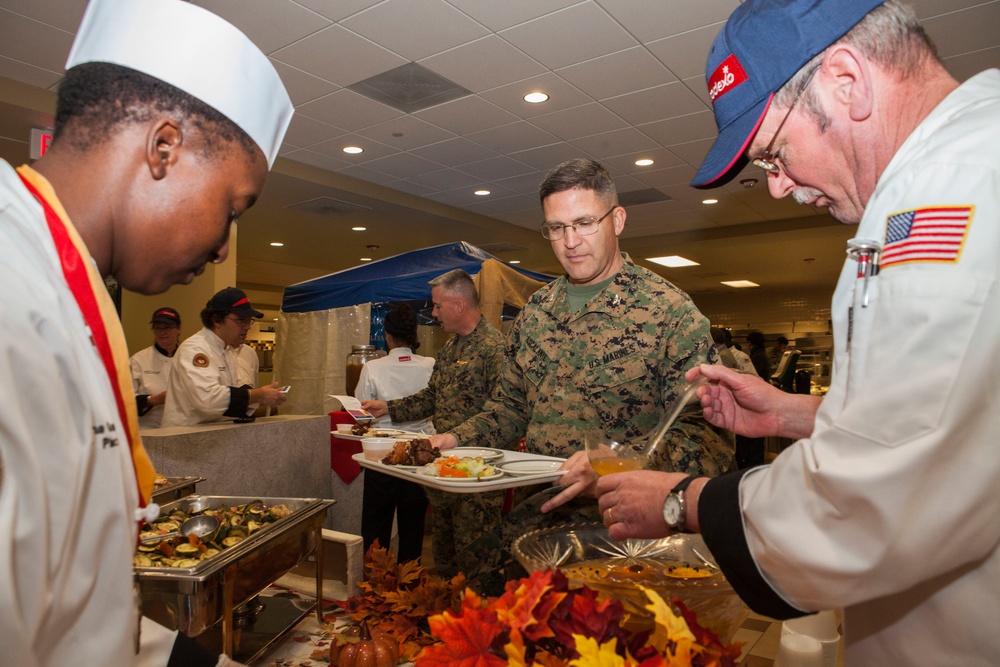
[228,315,257,327]
[752,66,820,174]
[151,324,178,332]
[540,205,617,241]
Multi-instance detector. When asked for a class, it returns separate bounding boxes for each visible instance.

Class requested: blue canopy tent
[274,242,553,417]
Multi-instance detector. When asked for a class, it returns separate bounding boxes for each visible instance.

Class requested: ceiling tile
[508,142,592,171]
[271,24,407,87]
[631,163,697,188]
[296,88,403,133]
[601,148,686,174]
[271,61,339,106]
[444,0,579,32]
[640,111,719,146]
[479,72,592,119]
[420,35,546,93]
[282,148,353,172]
[664,137,713,170]
[342,0,490,61]
[292,0,384,22]
[557,47,677,100]
[355,115,456,151]
[531,102,629,141]
[571,127,660,160]
[309,133,397,161]
[196,0,329,54]
[646,23,724,80]
[386,179,437,197]
[279,113,346,148]
[595,0,739,43]
[921,2,1000,59]
[358,151,445,180]
[407,167,483,191]
[408,136,501,166]
[465,120,560,154]
[0,55,62,89]
[413,95,520,136]
[603,81,708,127]
[499,2,637,70]
[459,155,536,181]
[0,9,75,73]
[0,0,86,32]
[333,164,401,186]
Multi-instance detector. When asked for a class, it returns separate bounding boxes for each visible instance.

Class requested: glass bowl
[512,522,748,642]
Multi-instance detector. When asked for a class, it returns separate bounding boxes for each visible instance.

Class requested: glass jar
[345,344,380,396]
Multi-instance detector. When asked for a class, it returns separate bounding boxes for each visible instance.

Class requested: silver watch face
[663,494,682,527]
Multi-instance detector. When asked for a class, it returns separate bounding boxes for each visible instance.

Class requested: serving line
[352,449,567,493]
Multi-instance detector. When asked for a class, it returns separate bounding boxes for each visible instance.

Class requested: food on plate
[351,422,372,436]
[430,455,497,478]
[381,438,440,466]
[133,499,290,568]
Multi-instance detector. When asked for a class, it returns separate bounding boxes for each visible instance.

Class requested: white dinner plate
[416,466,504,482]
[448,447,504,462]
[497,460,567,476]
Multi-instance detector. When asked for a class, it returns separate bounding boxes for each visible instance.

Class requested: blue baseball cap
[691,0,885,189]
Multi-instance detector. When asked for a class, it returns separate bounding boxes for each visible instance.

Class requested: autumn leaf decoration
[416,569,741,667]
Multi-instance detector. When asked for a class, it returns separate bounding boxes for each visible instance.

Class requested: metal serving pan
[135,495,334,645]
[150,476,206,504]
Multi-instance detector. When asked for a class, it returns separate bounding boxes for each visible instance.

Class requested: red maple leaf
[418,592,507,667]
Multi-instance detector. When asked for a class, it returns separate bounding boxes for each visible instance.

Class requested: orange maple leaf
[418,591,507,667]
[494,569,567,641]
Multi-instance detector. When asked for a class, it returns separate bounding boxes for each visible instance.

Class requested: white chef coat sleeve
[701,156,1000,616]
[171,345,247,421]
[354,362,375,401]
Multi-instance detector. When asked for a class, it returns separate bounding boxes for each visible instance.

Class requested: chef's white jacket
[162,328,252,427]
[130,345,174,428]
[354,347,435,432]
[700,69,1000,665]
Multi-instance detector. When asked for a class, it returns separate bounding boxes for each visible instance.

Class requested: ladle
[141,514,220,544]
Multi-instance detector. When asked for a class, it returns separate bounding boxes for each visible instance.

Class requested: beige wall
[120,228,238,356]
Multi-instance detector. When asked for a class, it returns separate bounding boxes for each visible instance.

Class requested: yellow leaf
[643,587,695,654]
[568,635,626,667]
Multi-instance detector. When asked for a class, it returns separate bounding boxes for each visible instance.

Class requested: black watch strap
[671,475,696,495]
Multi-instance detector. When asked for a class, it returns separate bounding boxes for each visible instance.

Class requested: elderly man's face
[542,187,625,286]
[431,285,463,334]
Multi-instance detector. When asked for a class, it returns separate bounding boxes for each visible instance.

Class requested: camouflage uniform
[388,317,506,578]
[449,254,734,593]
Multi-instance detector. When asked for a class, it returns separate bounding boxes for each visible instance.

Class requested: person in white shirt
[130,307,181,429]
[354,303,435,563]
[162,287,285,427]
[229,343,259,388]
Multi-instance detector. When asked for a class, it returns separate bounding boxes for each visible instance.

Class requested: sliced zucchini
[173,558,201,568]
[133,553,154,567]
[246,520,263,533]
[222,536,245,547]
[174,543,200,556]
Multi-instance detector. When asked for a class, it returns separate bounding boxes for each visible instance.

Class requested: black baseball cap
[150,307,181,326]
[206,287,264,318]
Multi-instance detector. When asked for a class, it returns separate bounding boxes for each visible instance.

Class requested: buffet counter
[141,415,337,526]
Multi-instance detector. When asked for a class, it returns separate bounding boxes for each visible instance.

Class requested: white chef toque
[65,0,293,168]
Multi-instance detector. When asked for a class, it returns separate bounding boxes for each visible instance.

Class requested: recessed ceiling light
[474,189,491,196]
[721,280,760,288]
[352,226,366,232]
[635,158,654,166]
[343,146,363,154]
[702,198,719,205]
[647,255,699,268]
[509,260,520,264]
[523,92,549,103]
[269,242,284,247]
[360,257,372,262]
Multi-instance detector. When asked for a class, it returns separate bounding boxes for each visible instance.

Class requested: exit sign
[30,128,53,160]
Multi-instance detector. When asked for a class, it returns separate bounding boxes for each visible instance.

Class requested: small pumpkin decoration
[329,620,400,667]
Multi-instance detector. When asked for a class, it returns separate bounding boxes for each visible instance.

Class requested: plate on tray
[497,460,567,476]
[416,467,504,482]
[448,447,504,462]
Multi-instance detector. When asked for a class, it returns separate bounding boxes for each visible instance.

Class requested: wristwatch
[662,475,695,532]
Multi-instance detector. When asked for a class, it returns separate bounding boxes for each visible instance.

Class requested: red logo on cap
[707,54,748,103]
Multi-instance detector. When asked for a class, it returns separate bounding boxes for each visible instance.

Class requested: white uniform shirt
[130,345,174,428]
[162,327,248,427]
[354,347,435,432]
[730,346,755,375]
[0,161,172,666]
[710,70,1000,666]
[228,343,259,388]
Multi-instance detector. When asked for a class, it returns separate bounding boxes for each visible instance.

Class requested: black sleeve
[166,630,218,667]
[699,469,810,620]
[136,394,152,417]
[223,385,251,418]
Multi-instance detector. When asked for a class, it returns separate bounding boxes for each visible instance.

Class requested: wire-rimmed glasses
[540,205,617,241]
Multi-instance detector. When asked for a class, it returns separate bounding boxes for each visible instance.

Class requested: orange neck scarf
[17,165,156,507]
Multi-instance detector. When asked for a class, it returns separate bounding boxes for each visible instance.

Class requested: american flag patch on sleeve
[880,206,973,269]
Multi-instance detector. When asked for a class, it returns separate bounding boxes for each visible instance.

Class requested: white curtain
[274,304,371,416]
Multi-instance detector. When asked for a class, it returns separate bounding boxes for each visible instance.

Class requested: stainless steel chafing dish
[135,495,334,659]
[150,476,206,505]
